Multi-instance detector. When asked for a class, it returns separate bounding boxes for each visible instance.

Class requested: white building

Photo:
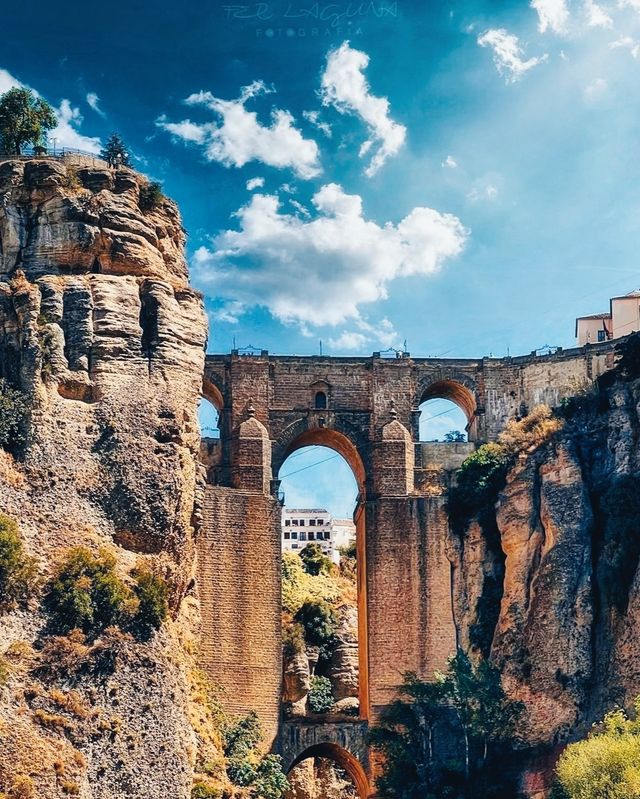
[576,290,640,345]
[282,508,356,564]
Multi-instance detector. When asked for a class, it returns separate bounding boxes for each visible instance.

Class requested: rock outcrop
[0,158,208,798]
[449,368,640,795]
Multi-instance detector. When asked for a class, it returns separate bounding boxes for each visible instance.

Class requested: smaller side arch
[288,743,371,798]
[416,373,479,441]
[202,375,224,411]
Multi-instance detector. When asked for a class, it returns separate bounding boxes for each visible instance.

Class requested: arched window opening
[279,443,363,721]
[286,756,359,799]
[198,396,221,484]
[314,390,327,410]
[419,398,468,442]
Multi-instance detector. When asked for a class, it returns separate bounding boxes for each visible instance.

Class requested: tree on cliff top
[100,133,131,167]
[554,697,640,799]
[0,88,57,155]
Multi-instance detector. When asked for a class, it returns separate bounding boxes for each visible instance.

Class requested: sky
[3,0,640,514]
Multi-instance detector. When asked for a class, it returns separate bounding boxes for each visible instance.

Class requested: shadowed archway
[288,743,370,798]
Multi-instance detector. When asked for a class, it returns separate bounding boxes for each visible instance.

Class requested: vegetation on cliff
[0,513,38,610]
[553,697,640,799]
[369,651,523,799]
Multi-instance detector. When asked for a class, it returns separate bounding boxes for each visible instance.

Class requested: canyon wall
[0,158,208,798]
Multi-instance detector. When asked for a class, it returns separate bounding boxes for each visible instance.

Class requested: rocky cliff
[0,157,209,798]
[449,358,640,795]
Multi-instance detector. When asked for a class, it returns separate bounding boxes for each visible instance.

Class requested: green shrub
[294,599,337,648]
[282,621,305,657]
[0,379,28,452]
[223,710,262,762]
[299,542,332,576]
[46,547,131,637]
[252,755,289,799]
[555,697,640,799]
[139,181,164,212]
[0,656,9,688]
[131,566,168,639]
[448,443,512,532]
[0,513,38,609]
[190,783,222,799]
[308,675,334,714]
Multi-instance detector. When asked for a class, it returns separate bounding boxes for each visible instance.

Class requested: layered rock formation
[450,368,640,795]
[0,158,208,798]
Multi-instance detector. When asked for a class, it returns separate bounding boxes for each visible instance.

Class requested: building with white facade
[282,508,356,564]
[576,290,640,345]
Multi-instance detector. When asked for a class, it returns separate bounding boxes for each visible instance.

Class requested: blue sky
[3,0,640,513]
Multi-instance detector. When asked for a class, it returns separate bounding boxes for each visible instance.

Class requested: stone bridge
[196,342,616,794]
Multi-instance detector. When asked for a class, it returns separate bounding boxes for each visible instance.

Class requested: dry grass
[498,404,563,454]
[0,451,25,489]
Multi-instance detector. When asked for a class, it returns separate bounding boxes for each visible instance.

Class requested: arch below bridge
[280,426,366,494]
[288,743,371,798]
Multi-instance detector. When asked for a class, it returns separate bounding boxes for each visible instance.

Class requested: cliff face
[0,158,208,798]
[450,370,640,793]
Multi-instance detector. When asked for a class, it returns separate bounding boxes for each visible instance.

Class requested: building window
[315,391,327,409]
[324,531,331,540]
[309,519,316,526]
[300,532,307,541]
[597,329,606,342]
[285,520,290,527]
[292,519,298,526]
[284,531,290,540]
[292,543,298,549]
[300,519,305,526]
[292,532,297,540]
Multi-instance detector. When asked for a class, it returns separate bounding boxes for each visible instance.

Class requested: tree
[368,672,446,798]
[308,675,334,714]
[100,133,131,167]
[445,430,466,443]
[438,650,523,786]
[555,698,640,799]
[0,88,56,155]
[299,542,332,576]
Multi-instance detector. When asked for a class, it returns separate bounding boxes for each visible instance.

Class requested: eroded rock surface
[0,159,207,798]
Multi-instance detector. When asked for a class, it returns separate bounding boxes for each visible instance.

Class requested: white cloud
[289,199,311,218]
[467,182,499,202]
[328,331,369,350]
[157,80,321,179]
[0,68,25,94]
[584,0,614,27]
[478,29,548,83]
[320,41,406,177]
[210,300,244,324]
[619,0,640,9]
[303,109,332,137]
[192,184,467,328]
[610,35,640,58]
[584,77,608,102]
[50,100,101,153]
[442,155,458,168]
[246,176,265,191]
[531,0,570,33]
[86,92,105,117]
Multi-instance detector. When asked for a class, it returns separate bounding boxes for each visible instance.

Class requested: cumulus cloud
[619,0,640,9]
[328,331,369,350]
[531,0,570,33]
[0,67,25,94]
[192,184,467,328]
[246,176,265,191]
[442,155,458,168]
[157,80,321,179]
[320,41,406,177]
[86,92,105,116]
[478,29,548,83]
[51,100,101,153]
[610,35,640,57]
[584,0,613,27]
